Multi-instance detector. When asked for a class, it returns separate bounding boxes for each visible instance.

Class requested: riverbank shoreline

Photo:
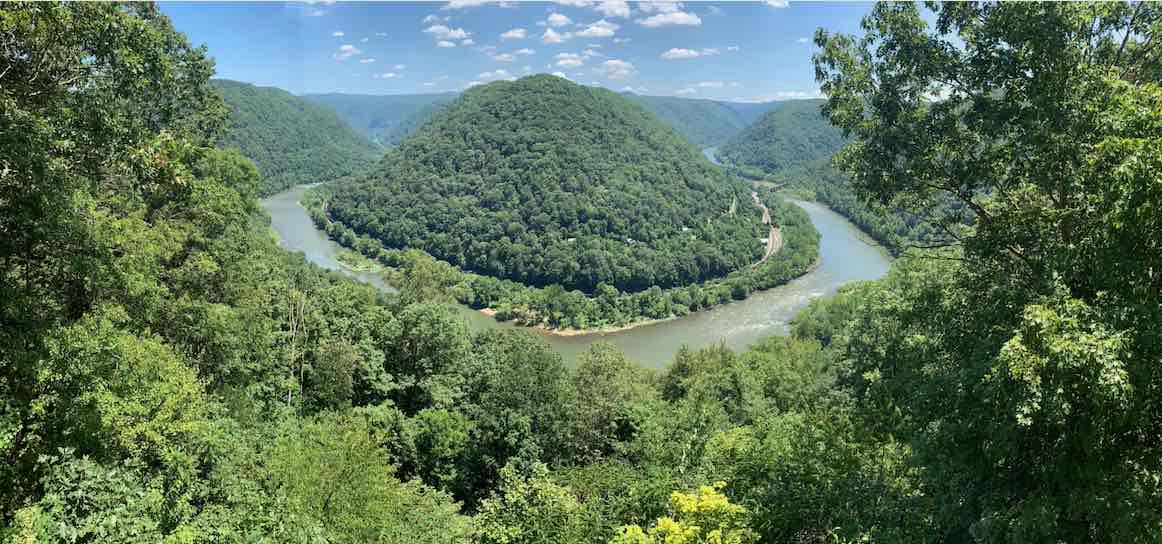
[262,183,890,368]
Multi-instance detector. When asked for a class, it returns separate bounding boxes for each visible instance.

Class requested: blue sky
[161,1,874,102]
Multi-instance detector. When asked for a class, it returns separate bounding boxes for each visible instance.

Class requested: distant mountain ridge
[302,92,457,147]
[212,79,379,196]
[717,99,847,172]
[304,88,781,149]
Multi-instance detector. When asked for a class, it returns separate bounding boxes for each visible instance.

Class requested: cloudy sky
[161,1,874,102]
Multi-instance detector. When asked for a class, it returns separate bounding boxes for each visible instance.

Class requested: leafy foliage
[329,75,764,294]
[717,99,847,172]
[213,79,379,195]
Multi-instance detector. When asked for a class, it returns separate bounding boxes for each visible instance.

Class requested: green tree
[815,2,1162,539]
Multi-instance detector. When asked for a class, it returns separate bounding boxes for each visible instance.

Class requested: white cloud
[372,72,399,79]
[797,37,809,44]
[765,0,789,7]
[467,80,483,87]
[595,0,630,17]
[302,8,326,16]
[501,28,527,40]
[660,48,699,60]
[695,81,725,88]
[547,13,573,27]
[424,82,437,86]
[523,65,532,72]
[361,37,369,43]
[594,58,634,79]
[555,52,585,67]
[437,40,457,48]
[395,64,407,69]
[461,38,475,46]
[638,11,701,27]
[582,49,603,58]
[332,30,345,37]
[576,19,619,38]
[659,47,726,60]
[476,69,513,83]
[551,71,573,81]
[543,28,569,43]
[359,58,376,64]
[554,0,592,6]
[332,44,363,60]
[443,0,495,9]
[424,25,471,40]
[705,5,723,16]
[494,53,516,61]
[515,48,536,55]
[726,45,740,51]
[735,89,825,102]
[376,32,388,37]
[613,37,631,44]
[637,1,680,14]
[674,88,696,95]
[621,85,648,93]
[422,14,443,23]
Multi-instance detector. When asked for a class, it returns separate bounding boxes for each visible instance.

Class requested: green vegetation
[4,3,1162,544]
[307,183,818,330]
[303,92,457,146]
[717,99,846,172]
[316,75,820,329]
[213,79,380,196]
[623,94,778,147]
[330,76,764,294]
[716,93,962,256]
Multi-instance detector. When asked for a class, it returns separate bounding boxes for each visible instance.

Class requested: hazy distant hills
[304,88,781,149]
[621,94,781,148]
[212,79,380,196]
[302,92,457,147]
[717,99,846,172]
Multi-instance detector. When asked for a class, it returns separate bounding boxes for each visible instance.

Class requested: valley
[8,3,1158,542]
[261,180,889,368]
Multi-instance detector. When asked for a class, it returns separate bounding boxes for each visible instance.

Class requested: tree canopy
[328,75,766,294]
[213,79,380,195]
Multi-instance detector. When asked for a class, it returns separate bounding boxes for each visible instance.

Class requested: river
[261,154,890,369]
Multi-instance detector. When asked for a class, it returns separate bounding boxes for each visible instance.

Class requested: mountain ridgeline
[623,94,779,147]
[717,99,846,172]
[303,92,457,146]
[328,75,765,294]
[212,79,379,196]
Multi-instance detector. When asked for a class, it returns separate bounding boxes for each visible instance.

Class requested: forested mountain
[303,92,456,146]
[213,79,379,195]
[5,3,1162,544]
[717,98,846,171]
[623,94,778,147]
[330,75,764,294]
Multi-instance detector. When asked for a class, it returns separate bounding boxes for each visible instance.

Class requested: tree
[473,462,585,544]
[266,412,470,543]
[610,482,758,544]
[814,3,1162,539]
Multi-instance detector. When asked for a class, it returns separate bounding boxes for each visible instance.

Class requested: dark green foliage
[213,79,379,195]
[330,75,764,294]
[7,2,1162,543]
[303,92,457,146]
[717,99,847,172]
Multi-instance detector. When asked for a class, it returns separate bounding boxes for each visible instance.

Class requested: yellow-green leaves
[610,482,757,544]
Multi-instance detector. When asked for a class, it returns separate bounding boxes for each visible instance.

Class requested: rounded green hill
[328,75,765,293]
